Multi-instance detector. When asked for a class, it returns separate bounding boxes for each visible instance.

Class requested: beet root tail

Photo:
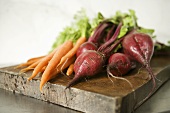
[135,64,156,108]
[66,76,81,89]
[146,64,156,94]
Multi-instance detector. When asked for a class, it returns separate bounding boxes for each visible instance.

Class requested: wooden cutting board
[0,56,170,113]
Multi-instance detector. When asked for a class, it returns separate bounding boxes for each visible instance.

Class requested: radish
[66,23,123,88]
[122,30,156,105]
[107,53,136,77]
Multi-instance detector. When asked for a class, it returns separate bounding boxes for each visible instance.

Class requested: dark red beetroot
[76,42,98,57]
[67,50,105,87]
[66,23,123,88]
[122,30,156,105]
[107,53,136,77]
[123,31,154,67]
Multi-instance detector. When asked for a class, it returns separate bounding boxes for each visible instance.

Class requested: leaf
[51,9,92,51]
[91,12,105,30]
[137,27,155,37]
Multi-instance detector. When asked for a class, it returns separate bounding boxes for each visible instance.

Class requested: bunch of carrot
[15,9,94,91]
[15,37,87,91]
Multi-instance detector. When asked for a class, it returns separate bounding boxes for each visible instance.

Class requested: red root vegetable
[66,23,123,88]
[122,30,156,106]
[76,42,98,57]
[106,53,136,103]
[107,53,136,77]
[69,50,105,87]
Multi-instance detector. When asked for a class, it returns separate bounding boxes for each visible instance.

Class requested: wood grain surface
[0,56,170,113]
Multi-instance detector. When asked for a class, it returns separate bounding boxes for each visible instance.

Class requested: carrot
[27,47,59,81]
[57,37,87,67]
[40,56,76,91]
[39,41,73,91]
[15,60,36,69]
[40,66,46,73]
[15,55,45,69]
[19,60,41,73]
[15,62,31,69]
[27,55,45,63]
[66,63,74,76]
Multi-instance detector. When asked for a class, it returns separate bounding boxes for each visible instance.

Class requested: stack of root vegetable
[15,9,170,106]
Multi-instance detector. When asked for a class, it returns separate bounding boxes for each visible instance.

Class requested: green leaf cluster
[51,9,157,52]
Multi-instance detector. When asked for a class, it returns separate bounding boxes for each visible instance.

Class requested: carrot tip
[14,66,19,69]
[19,70,26,74]
[39,81,45,92]
[15,65,24,69]
[40,85,43,92]
[19,70,26,73]
[27,78,31,81]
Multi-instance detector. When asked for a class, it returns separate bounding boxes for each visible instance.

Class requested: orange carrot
[19,60,41,73]
[27,55,45,63]
[39,41,73,91]
[15,63,30,69]
[15,55,45,69]
[40,66,46,73]
[66,63,74,76]
[27,47,59,81]
[40,56,76,91]
[15,61,35,69]
[57,37,86,67]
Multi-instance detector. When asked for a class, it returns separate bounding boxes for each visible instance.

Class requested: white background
[0,0,170,64]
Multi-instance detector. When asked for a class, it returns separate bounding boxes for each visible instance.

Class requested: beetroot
[76,42,98,57]
[122,30,156,104]
[107,53,136,77]
[67,50,105,88]
[122,31,154,66]
[66,23,123,88]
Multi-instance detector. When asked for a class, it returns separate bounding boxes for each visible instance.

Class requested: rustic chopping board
[0,56,170,113]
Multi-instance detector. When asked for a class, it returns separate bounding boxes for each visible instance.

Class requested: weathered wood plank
[0,57,170,113]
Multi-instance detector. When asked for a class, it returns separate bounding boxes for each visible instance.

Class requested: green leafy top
[74,9,91,38]
[51,9,161,53]
[110,9,155,38]
[91,12,105,30]
[51,9,92,51]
